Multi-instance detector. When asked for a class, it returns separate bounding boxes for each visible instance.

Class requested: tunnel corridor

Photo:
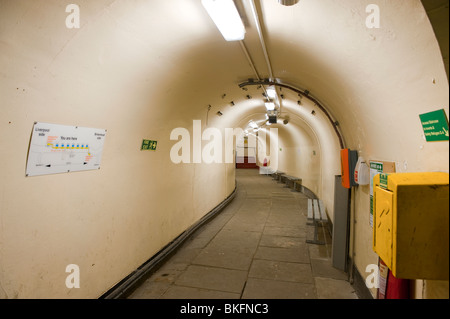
[0,0,449,302]
[127,169,357,299]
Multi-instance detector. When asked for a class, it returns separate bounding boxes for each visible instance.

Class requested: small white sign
[26,122,106,177]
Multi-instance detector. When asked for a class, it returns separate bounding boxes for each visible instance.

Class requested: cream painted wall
[273,124,320,194]
[258,0,449,299]
[1,0,448,299]
[0,0,237,298]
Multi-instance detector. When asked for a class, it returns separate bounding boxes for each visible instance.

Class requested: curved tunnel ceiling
[2,0,447,169]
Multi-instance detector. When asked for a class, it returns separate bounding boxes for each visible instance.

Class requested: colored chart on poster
[26,122,107,176]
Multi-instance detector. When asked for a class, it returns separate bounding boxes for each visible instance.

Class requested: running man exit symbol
[141,139,157,151]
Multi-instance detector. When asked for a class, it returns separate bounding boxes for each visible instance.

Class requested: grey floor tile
[248,259,314,284]
[308,242,332,260]
[128,169,358,300]
[166,247,202,264]
[259,234,304,249]
[314,277,358,299]
[192,245,256,270]
[128,281,171,299]
[175,265,248,294]
[263,226,305,238]
[310,258,348,280]
[242,278,317,299]
[182,235,214,250]
[161,285,241,299]
[254,246,310,264]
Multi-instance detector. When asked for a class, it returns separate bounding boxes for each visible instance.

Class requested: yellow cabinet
[372,172,449,280]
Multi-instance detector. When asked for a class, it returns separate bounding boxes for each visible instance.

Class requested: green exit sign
[141,139,157,151]
[419,109,449,142]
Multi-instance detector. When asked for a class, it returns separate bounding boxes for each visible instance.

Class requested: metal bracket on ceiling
[238,79,345,149]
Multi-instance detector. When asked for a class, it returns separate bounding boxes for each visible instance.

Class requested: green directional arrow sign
[419,109,449,142]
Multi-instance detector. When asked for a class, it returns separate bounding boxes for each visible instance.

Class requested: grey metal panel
[318,200,327,221]
[331,175,351,272]
[313,199,320,220]
[307,199,313,220]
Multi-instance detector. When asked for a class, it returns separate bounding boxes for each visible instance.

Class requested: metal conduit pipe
[248,0,285,115]
[249,0,274,80]
[239,40,261,81]
[239,40,271,102]
[239,80,346,149]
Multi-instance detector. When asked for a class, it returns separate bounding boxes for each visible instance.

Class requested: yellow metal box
[373,172,449,280]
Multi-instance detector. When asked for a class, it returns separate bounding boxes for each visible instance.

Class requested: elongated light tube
[202,0,246,41]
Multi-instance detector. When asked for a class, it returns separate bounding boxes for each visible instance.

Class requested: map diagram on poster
[26,122,107,177]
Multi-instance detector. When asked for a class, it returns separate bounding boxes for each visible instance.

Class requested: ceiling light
[202,0,246,41]
[278,0,300,6]
[266,86,277,99]
[265,101,275,111]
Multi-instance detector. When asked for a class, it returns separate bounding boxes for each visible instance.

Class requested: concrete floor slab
[263,225,306,238]
[310,259,348,281]
[161,285,241,299]
[254,246,310,264]
[175,265,248,294]
[242,278,317,299]
[128,281,171,299]
[127,169,359,300]
[248,259,314,284]
[259,234,304,249]
[314,277,358,299]
[192,245,257,270]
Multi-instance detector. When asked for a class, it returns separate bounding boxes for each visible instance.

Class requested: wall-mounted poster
[26,122,107,177]
[419,109,449,142]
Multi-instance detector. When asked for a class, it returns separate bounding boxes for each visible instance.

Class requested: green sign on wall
[419,109,449,142]
[141,139,157,151]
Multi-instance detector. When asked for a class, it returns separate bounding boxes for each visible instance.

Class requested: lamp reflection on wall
[202,0,246,41]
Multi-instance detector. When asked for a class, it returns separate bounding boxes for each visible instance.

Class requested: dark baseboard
[349,260,375,299]
[100,187,237,299]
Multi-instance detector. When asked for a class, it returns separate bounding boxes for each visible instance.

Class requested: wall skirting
[100,187,237,299]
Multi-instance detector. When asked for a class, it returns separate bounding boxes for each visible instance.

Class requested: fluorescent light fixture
[265,102,276,111]
[202,0,246,41]
[266,86,277,99]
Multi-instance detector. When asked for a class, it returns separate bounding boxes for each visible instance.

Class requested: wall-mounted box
[373,172,449,280]
[340,149,358,189]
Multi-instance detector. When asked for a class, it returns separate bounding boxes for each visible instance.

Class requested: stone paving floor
[128,169,358,299]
